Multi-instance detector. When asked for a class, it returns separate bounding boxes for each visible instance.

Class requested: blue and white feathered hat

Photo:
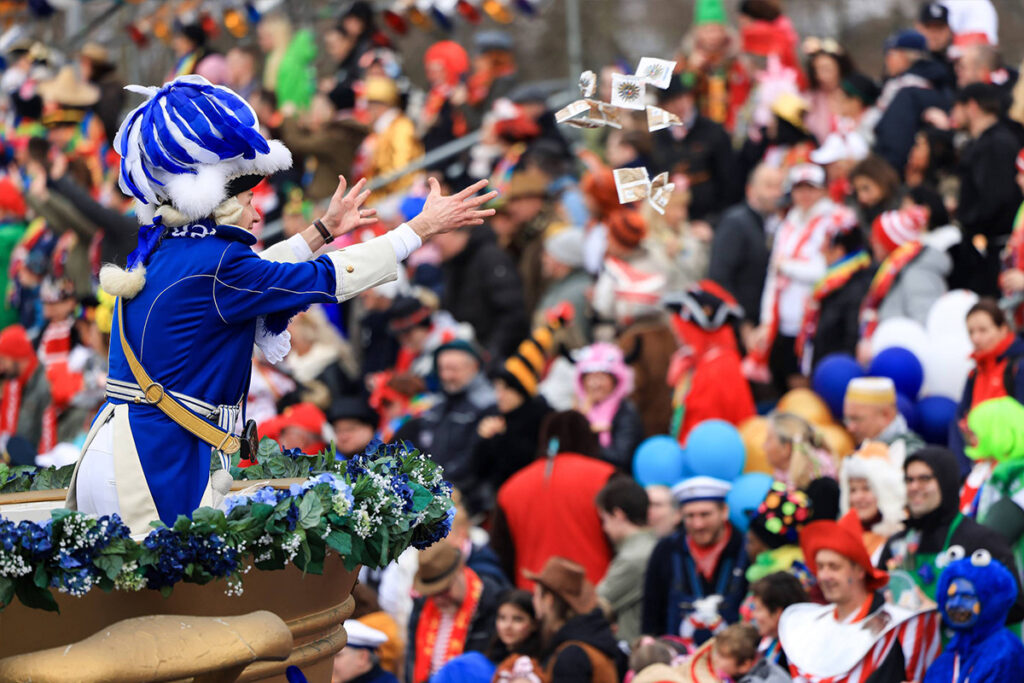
[115,75,292,224]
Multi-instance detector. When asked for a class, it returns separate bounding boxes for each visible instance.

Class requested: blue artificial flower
[411,503,455,550]
[16,521,51,556]
[57,551,82,570]
[251,486,280,507]
[281,447,305,459]
[391,474,415,513]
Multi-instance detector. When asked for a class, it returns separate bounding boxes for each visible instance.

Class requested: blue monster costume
[64,76,413,533]
[925,546,1024,682]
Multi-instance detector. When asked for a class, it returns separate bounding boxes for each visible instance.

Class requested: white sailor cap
[344,620,388,650]
[671,476,732,505]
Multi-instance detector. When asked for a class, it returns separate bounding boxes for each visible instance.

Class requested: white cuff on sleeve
[385,223,423,262]
[288,233,314,261]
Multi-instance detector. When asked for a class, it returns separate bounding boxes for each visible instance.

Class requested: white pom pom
[99,264,147,299]
[211,469,234,497]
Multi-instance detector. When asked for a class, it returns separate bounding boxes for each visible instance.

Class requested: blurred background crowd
[4,0,1024,682]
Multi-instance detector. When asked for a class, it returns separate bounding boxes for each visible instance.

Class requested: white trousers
[73,420,122,517]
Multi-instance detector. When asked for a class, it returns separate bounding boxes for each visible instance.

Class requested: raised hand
[320,176,378,239]
[407,178,498,241]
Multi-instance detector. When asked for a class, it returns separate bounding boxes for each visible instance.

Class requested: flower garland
[0,439,453,613]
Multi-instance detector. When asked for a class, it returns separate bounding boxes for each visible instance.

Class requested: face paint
[943,577,981,629]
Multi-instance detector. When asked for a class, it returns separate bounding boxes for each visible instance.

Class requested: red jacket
[970,333,1016,408]
[496,453,615,589]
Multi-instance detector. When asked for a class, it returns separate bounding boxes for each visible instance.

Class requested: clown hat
[800,509,889,592]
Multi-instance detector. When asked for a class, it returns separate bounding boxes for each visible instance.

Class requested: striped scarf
[796,251,871,360]
[859,242,924,340]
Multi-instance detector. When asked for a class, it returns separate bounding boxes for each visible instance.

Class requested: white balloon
[926,289,979,352]
[871,317,930,360]
[920,344,973,400]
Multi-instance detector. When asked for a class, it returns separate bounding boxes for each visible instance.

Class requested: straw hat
[79,42,111,66]
[38,66,99,108]
[413,543,463,597]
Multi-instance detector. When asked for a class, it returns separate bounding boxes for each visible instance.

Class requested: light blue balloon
[727,472,774,533]
[683,419,746,482]
[632,435,687,487]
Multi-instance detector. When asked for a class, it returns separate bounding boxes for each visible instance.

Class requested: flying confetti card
[579,70,597,98]
[610,73,646,111]
[555,99,624,129]
[637,57,677,88]
[648,172,675,215]
[613,167,650,204]
[646,105,683,132]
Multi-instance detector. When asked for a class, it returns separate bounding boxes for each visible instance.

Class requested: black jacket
[956,119,1024,240]
[543,609,625,683]
[809,261,874,368]
[874,59,952,171]
[49,175,137,268]
[405,570,503,683]
[473,394,552,495]
[708,202,770,324]
[878,447,1024,624]
[600,400,644,472]
[441,226,528,361]
[652,115,742,223]
[394,373,495,491]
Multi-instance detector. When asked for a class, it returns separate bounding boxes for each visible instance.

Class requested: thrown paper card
[579,70,597,98]
[555,99,624,129]
[614,167,650,204]
[637,57,677,88]
[610,73,646,110]
[646,105,682,132]
[648,172,675,215]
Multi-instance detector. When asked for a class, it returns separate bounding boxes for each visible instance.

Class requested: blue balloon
[633,435,687,487]
[683,420,746,482]
[812,354,865,419]
[916,396,959,446]
[897,393,919,432]
[869,347,924,400]
[727,472,774,533]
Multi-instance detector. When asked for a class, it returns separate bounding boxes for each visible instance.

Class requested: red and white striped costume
[782,599,941,683]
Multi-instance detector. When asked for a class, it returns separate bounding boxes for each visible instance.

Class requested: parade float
[0,439,454,682]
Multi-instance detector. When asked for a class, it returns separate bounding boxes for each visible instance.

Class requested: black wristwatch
[314,218,334,244]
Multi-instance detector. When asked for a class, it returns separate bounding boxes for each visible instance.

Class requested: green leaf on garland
[15,582,58,613]
[33,563,48,589]
[325,529,352,556]
[298,494,323,530]
[409,483,433,513]
[94,555,124,581]
[0,577,14,606]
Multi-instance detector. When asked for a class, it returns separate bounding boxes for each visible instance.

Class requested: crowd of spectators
[4,0,1024,681]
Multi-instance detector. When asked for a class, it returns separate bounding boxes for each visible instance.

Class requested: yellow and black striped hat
[494,305,572,397]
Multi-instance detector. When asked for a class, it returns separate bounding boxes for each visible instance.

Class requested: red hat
[1016,148,1024,175]
[424,40,470,86]
[741,21,790,57]
[0,325,34,360]
[871,206,927,255]
[800,509,889,592]
[258,402,327,455]
[0,177,26,216]
[606,209,648,249]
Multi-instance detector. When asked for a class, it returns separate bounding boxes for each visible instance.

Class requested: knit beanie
[0,325,34,360]
[494,306,571,398]
[606,209,647,249]
[871,206,928,255]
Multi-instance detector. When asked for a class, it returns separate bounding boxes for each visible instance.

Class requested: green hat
[965,397,1024,463]
[695,0,728,26]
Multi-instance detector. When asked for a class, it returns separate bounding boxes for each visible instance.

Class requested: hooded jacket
[543,609,625,683]
[878,447,1024,622]
[876,226,957,328]
[924,556,1024,683]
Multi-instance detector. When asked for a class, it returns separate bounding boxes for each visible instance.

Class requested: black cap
[175,21,207,49]
[225,174,265,198]
[388,295,432,334]
[918,2,949,26]
[327,395,378,428]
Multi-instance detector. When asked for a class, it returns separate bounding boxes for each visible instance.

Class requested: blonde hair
[769,412,836,489]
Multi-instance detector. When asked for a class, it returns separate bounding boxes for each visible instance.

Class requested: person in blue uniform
[641,476,749,643]
[64,75,496,533]
[332,620,400,683]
